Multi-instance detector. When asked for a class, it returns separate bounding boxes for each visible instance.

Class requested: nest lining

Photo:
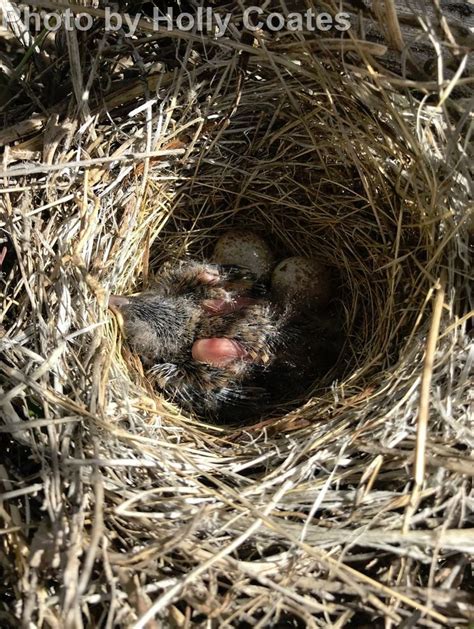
[0,1,473,626]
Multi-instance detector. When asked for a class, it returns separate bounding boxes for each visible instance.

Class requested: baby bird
[109,260,291,421]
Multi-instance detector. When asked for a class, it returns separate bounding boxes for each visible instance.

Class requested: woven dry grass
[0,0,473,626]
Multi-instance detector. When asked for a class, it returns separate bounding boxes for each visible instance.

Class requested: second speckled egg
[271,256,331,308]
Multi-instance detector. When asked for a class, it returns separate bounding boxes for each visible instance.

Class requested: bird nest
[1,1,473,626]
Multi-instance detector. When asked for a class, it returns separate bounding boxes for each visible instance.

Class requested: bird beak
[108,295,130,310]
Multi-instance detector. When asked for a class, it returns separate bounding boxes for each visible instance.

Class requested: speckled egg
[271,256,331,308]
[212,230,275,279]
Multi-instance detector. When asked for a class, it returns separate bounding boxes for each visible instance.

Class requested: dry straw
[0,0,473,626]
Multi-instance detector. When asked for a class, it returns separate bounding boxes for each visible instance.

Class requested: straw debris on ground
[0,0,473,626]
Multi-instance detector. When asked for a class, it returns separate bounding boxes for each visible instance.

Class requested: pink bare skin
[192,338,248,367]
[109,274,266,370]
[201,296,260,315]
[194,296,259,367]
[109,293,253,368]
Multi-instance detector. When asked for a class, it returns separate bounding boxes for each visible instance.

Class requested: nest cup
[1,1,472,626]
[121,60,465,421]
